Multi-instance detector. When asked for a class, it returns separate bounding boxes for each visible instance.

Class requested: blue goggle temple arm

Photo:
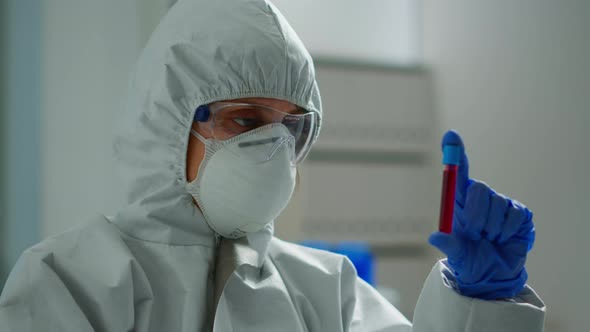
[194,105,211,122]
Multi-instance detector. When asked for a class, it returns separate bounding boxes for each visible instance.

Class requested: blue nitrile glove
[428,130,536,300]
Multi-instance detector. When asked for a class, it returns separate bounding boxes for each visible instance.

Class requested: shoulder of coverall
[9,215,139,280]
[268,237,358,281]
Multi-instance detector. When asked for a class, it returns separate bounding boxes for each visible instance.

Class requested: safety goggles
[193,102,317,165]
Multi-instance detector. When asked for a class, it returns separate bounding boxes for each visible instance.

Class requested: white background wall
[271,0,420,65]
[40,0,165,237]
[2,0,42,280]
[422,1,590,330]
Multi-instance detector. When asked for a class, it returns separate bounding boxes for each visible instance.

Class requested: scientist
[0,0,545,331]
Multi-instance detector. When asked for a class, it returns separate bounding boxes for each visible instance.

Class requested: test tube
[438,145,461,234]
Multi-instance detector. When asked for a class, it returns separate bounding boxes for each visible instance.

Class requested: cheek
[186,133,205,182]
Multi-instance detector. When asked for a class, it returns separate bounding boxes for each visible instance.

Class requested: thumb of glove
[429,232,463,259]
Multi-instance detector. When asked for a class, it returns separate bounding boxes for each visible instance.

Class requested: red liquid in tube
[438,164,458,234]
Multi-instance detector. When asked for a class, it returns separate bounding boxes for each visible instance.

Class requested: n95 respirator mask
[186,123,296,239]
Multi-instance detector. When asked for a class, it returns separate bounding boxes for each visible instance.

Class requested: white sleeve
[347,277,413,332]
[339,256,412,332]
[412,259,546,332]
[0,251,95,332]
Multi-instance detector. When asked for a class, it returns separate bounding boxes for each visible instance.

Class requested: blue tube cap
[442,145,461,165]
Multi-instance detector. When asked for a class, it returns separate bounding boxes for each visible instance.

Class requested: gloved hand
[428,130,536,300]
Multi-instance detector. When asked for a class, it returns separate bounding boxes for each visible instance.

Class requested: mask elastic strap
[191,129,207,143]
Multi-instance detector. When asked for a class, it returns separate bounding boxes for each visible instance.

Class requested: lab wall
[422,1,590,331]
[0,0,7,282]
[2,0,43,284]
[270,0,420,65]
[38,0,171,238]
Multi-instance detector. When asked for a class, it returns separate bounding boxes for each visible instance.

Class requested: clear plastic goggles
[193,102,317,165]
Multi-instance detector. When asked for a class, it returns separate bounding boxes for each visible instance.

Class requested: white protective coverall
[0,0,546,331]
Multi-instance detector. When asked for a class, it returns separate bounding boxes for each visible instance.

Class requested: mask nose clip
[266,135,295,162]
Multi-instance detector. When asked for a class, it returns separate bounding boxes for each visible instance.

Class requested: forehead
[225,97,301,114]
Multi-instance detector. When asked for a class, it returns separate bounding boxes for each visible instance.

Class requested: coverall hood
[112,0,322,245]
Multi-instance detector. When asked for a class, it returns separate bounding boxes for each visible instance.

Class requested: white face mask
[186,124,297,239]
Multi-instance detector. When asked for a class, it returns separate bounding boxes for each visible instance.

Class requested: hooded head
[112,0,322,246]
